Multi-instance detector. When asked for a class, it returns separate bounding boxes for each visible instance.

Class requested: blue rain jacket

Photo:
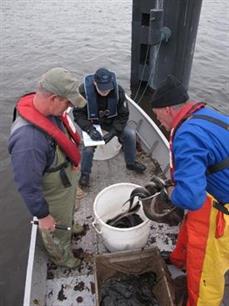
[171,107,229,210]
[8,116,61,218]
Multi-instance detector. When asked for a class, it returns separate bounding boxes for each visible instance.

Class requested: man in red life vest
[9,67,86,268]
[150,75,229,305]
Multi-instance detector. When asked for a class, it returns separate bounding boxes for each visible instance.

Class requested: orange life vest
[16,93,81,167]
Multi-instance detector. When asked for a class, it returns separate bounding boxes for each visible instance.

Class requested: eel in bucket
[107,177,184,227]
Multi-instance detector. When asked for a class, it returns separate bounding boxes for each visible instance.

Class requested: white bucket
[92,183,151,252]
[93,135,121,161]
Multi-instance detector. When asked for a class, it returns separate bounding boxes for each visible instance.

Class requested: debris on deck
[45,151,178,306]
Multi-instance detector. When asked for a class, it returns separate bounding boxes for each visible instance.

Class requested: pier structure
[131,0,203,100]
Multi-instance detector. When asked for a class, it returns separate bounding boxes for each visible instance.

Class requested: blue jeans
[80,126,136,175]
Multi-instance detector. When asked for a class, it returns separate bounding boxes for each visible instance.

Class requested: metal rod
[30,221,71,231]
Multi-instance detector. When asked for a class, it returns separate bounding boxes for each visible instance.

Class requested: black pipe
[131,0,203,92]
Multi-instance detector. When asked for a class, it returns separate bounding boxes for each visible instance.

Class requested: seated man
[73,67,146,187]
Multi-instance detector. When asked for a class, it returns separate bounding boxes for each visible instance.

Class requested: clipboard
[82,125,105,147]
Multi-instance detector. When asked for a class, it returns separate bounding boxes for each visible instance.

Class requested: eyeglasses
[99,109,110,118]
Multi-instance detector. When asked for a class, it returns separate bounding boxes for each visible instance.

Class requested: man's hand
[103,129,117,144]
[38,214,56,231]
[142,178,184,226]
[87,126,103,141]
[72,165,80,172]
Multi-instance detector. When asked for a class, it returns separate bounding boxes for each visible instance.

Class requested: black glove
[103,129,117,144]
[143,187,184,226]
[154,192,184,226]
[87,126,103,141]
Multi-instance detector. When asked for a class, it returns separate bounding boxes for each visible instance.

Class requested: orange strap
[215,211,225,238]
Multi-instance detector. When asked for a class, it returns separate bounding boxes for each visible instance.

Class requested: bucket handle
[92,219,102,235]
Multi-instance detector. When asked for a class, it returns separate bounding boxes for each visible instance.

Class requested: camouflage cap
[39,67,86,107]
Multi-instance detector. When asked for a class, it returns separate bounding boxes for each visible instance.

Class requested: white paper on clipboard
[82,125,105,147]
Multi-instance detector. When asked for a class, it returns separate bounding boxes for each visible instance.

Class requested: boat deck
[44,150,180,306]
[28,98,228,305]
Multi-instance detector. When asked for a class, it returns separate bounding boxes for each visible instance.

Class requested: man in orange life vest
[150,75,229,305]
[9,68,86,268]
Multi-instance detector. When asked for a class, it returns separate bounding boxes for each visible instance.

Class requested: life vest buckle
[213,201,229,215]
[99,109,110,118]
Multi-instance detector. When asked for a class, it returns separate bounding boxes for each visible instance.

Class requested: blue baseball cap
[94,68,114,91]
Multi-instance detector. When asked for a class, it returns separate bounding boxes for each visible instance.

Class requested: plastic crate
[94,247,175,306]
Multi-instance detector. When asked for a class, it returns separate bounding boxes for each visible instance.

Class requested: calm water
[0,0,228,302]
[1,0,229,171]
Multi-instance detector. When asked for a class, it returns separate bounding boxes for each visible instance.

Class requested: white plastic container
[93,135,121,161]
[92,183,151,252]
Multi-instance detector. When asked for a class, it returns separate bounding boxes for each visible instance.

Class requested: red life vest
[16,93,81,167]
[169,101,205,179]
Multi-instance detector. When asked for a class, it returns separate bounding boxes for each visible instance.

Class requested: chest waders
[41,145,79,267]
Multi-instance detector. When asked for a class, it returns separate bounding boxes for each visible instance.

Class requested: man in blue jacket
[73,67,146,188]
[150,75,229,305]
[9,68,86,268]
